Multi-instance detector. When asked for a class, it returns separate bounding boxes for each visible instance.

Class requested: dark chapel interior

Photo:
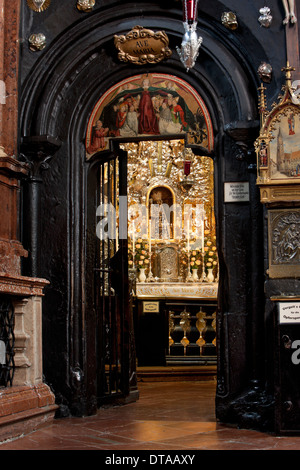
[0,0,300,441]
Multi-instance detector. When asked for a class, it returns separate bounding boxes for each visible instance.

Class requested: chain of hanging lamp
[183,0,197,22]
[176,0,203,71]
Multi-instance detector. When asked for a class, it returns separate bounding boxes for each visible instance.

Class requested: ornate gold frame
[114,25,172,65]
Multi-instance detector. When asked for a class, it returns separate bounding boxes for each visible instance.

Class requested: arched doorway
[18,2,268,425]
[85,74,218,380]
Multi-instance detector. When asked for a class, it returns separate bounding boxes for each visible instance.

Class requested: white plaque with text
[224,182,249,202]
[279,302,300,324]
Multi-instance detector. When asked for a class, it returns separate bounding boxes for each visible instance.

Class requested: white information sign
[279,302,300,324]
[224,182,249,202]
[0,340,5,365]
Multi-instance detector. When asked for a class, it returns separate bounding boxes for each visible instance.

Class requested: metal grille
[0,296,15,387]
[97,157,123,399]
[95,150,130,403]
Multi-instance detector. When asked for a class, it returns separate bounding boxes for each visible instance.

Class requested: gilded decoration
[86,74,213,157]
[76,0,95,12]
[256,63,300,279]
[221,12,238,30]
[255,62,300,203]
[268,209,300,278]
[123,139,218,289]
[26,0,51,12]
[114,26,172,65]
[28,33,46,52]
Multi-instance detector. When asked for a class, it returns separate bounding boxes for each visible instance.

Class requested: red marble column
[0,0,19,157]
[0,1,58,441]
[0,0,28,276]
[0,0,6,155]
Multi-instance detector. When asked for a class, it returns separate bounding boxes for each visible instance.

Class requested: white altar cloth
[136,282,218,299]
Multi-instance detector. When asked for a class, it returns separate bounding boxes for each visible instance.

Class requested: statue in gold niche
[149,186,174,240]
[124,140,218,285]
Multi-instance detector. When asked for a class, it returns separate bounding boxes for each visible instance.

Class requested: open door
[87,147,138,406]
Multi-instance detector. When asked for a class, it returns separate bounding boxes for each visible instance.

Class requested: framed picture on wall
[255,64,300,204]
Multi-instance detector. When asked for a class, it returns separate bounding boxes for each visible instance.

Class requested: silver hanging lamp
[176,0,203,72]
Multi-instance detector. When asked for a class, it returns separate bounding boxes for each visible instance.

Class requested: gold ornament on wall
[221,12,238,30]
[77,0,95,12]
[257,62,273,84]
[114,25,172,65]
[28,33,47,51]
[27,0,51,12]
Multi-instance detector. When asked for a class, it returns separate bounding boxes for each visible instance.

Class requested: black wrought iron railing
[0,296,15,387]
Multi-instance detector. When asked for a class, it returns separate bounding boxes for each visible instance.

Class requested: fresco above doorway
[85,73,214,158]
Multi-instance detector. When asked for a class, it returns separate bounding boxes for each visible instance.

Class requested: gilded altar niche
[121,138,218,289]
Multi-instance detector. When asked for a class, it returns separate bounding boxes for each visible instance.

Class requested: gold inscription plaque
[114,25,172,65]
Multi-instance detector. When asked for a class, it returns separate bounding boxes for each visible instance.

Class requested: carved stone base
[0,273,53,441]
[0,383,58,442]
[221,383,275,432]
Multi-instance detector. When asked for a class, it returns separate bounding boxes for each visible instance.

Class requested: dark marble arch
[18,0,288,430]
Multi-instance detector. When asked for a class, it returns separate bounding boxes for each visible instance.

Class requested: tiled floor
[1,379,300,451]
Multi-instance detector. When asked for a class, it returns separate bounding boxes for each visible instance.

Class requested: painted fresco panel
[85,74,213,158]
[269,112,300,179]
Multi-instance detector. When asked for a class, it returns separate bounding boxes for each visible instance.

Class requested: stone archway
[19,2,268,424]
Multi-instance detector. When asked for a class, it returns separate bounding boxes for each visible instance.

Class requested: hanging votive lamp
[184,160,191,176]
[176,0,203,72]
[180,150,194,192]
